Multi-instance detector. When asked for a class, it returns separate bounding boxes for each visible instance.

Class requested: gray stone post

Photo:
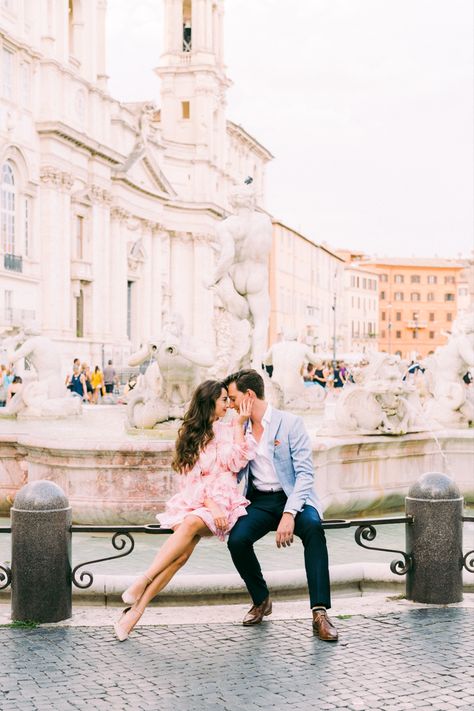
[11,480,72,623]
[406,472,463,604]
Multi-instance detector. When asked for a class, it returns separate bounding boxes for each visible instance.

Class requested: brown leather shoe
[242,596,272,625]
[312,609,338,641]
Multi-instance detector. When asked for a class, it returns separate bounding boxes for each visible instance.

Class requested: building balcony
[4,253,23,273]
[70,259,93,282]
[407,320,427,329]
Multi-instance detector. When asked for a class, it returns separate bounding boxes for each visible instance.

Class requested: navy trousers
[227,489,331,609]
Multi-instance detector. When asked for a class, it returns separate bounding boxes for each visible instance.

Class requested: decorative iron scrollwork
[0,562,11,590]
[354,524,412,576]
[72,532,135,589]
[463,550,474,574]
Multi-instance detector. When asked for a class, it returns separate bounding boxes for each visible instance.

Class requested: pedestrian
[0,365,7,406]
[114,379,255,641]
[103,359,117,394]
[90,365,104,404]
[81,363,93,403]
[68,362,87,400]
[224,368,338,641]
[7,375,22,402]
[65,358,80,390]
[313,362,327,388]
[304,363,315,383]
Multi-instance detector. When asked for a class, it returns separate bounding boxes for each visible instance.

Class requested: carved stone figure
[206,184,272,374]
[334,352,424,435]
[263,330,325,410]
[0,327,81,419]
[422,313,474,428]
[126,314,214,428]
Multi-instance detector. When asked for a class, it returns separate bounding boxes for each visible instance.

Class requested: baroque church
[0,0,272,368]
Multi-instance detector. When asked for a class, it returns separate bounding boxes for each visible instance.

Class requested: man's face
[227,382,246,412]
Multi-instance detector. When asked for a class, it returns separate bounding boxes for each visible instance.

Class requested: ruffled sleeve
[214,423,257,473]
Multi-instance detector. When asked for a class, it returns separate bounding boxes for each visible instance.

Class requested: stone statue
[0,327,81,419]
[126,314,214,428]
[422,313,474,428]
[263,329,325,410]
[334,352,424,435]
[206,183,272,375]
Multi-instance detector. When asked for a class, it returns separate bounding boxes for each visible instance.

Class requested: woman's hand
[207,501,228,534]
[236,395,253,426]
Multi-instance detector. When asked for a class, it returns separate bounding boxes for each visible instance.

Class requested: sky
[106,0,474,259]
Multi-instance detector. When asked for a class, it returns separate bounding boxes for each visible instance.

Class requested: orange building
[362,258,465,360]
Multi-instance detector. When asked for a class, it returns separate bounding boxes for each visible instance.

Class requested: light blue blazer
[238,407,323,518]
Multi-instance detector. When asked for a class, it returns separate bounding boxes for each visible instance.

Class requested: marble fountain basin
[0,405,472,524]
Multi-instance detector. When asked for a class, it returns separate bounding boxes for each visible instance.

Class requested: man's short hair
[224,369,265,399]
[108,360,113,365]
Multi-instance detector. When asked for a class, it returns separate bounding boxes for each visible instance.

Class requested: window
[429,331,435,339]
[444,293,455,302]
[459,287,468,296]
[429,312,435,321]
[396,331,401,339]
[396,311,402,321]
[24,197,30,256]
[380,291,385,300]
[410,292,421,302]
[181,101,190,119]
[394,274,404,284]
[427,275,437,284]
[4,289,12,321]
[363,278,367,289]
[20,62,30,106]
[1,161,15,253]
[351,276,355,287]
[75,289,84,337]
[381,311,386,321]
[427,292,435,301]
[394,292,404,301]
[381,330,386,339]
[446,313,453,322]
[444,276,455,284]
[2,47,13,99]
[412,331,418,339]
[127,281,133,340]
[410,275,420,283]
[380,274,388,282]
[75,215,85,259]
[183,0,192,51]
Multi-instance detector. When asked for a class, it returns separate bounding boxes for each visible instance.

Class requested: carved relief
[40,166,74,191]
[127,238,147,271]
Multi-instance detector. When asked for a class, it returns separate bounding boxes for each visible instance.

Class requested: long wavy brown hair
[172,379,225,473]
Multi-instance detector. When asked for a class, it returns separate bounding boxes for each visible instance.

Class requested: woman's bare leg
[117,535,201,636]
[122,515,210,603]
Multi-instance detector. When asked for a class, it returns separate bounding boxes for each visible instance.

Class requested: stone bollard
[11,480,72,623]
[406,472,463,604]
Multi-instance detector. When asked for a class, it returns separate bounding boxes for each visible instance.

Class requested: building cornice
[36,121,124,165]
[226,121,274,161]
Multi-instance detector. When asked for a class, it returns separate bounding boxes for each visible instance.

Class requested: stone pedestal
[11,480,72,622]
[406,472,463,604]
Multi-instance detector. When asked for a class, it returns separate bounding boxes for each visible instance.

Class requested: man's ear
[246,389,257,400]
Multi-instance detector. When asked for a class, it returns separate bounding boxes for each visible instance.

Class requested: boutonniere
[274,439,281,447]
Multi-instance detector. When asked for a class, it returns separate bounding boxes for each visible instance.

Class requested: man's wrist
[283,510,297,518]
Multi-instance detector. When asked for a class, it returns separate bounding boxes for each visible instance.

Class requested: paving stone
[0,608,472,710]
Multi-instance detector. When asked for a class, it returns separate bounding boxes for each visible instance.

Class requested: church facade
[0,0,272,369]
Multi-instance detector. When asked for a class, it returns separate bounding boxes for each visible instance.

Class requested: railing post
[406,472,463,604]
[11,480,72,622]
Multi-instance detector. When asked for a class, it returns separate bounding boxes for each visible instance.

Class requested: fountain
[0,188,472,524]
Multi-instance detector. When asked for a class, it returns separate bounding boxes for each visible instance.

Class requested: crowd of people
[65,358,120,404]
[302,361,353,390]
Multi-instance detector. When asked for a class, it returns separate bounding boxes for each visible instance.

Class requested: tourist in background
[103,360,118,395]
[90,365,104,404]
[0,365,7,407]
[81,363,93,403]
[68,362,87,400]
[7,375,23,402]
[313,363,327,388]
[114,379,255,641]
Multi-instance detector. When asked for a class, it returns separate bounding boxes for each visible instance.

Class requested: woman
[90,365,104,404]
[114,379,254,641]
[81,363,93,403]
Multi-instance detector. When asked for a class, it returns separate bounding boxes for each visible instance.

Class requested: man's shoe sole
[242,608,272,626]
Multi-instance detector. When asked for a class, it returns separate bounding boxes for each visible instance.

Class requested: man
[224,368,338,641]
[103,359,117,394]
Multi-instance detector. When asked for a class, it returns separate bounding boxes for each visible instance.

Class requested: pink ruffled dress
[157,422,255,541]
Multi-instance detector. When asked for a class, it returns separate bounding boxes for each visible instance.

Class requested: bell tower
[155,0,230,200]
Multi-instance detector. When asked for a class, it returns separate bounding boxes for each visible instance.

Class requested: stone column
[11,480,72,623]
[406,472,463,604]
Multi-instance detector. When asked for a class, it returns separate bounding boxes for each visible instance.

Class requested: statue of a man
[207,184,273,370]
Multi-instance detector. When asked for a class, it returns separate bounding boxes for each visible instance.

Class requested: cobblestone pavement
[0,607,472,711]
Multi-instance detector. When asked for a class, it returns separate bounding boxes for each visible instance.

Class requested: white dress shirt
[246,404,283,492]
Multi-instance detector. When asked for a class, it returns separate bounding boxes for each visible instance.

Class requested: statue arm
[457,336,474,369]
[8,339,33,364]
[179,345,214,369]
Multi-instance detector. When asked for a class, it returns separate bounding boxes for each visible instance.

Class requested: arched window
[1,161,15,254]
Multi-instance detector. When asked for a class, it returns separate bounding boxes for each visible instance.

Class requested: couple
[114,369,338,642]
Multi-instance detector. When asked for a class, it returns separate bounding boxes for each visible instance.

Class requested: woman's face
[214,388,229,420]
